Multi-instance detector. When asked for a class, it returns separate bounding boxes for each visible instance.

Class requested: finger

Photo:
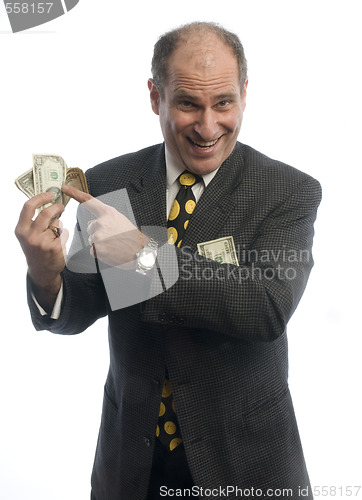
[46,226,69,253]
[46,218,67,239]
[90,243,97,260]
[51,219,64,230]
[62,184,93,203]
[33,203,65,232]
[61,227,69,240]
[47,225,63,239]
[87,219,98,235]
[18,192,57,224]
[60,227,69,246]
[62,185,107,218]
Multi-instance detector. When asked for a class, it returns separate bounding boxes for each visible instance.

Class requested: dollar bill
[15,168,35,198]
[33,154,67,211]
[15,154,89,211]
[197,236,239,266]
[62,168,90,206]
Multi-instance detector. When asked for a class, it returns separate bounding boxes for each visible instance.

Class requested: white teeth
[192,138,219,148]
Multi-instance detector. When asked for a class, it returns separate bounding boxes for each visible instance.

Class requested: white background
[1,1,361,498]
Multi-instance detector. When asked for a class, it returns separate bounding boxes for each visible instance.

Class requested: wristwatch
[136,238,158,275]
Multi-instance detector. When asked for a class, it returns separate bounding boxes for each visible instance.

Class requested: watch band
[136,237,158,275]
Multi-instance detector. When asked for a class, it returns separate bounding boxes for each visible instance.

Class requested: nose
[193,108,219,141]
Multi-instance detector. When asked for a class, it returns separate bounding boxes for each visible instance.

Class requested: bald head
[151,22,248,96]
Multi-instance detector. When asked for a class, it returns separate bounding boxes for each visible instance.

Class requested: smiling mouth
[188,137,221,149]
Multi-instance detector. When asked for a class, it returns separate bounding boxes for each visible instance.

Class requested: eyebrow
[173,90,238,101]
[173,90,198,100]
[215,93,238,100]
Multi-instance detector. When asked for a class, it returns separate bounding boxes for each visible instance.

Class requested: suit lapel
[182,143,245,247]
[127,144,167,229]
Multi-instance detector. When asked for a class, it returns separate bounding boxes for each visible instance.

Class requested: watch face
[139,249,156,269]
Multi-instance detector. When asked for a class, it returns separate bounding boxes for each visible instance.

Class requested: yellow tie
[155,373,183,451]
[167,170,202,247]
[156,171,202,451]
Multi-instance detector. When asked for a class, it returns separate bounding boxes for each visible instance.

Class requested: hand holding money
[15,191,68,313]
[15,154,89,212]
[14,154,88,313]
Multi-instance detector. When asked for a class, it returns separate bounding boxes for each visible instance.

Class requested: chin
[187,160,221,176]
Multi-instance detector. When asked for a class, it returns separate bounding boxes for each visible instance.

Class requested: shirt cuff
[31,280,64,320]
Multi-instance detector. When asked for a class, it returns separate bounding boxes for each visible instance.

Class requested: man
[15,22,321,500]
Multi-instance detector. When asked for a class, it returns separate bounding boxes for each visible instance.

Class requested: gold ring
[49,225,62,238]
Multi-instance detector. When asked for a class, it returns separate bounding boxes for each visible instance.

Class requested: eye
[178,101,196,110]
[218,100,231,108]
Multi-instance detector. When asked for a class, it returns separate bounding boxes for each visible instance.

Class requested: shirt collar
[165,146,220,189]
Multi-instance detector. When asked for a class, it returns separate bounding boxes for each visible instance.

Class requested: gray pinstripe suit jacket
[28,142,322,499]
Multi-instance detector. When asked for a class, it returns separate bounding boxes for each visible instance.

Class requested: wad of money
[15,154,89,212]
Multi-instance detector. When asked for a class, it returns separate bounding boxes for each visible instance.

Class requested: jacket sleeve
[26,267,108,335]
[141,175,322,342]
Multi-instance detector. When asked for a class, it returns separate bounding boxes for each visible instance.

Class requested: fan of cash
[15,154,89,212]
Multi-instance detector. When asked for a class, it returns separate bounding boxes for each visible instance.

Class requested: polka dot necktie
[156,171,202,452]
[167,170,202,247]
[156,374,183,451]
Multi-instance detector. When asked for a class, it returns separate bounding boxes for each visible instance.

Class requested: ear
[148,78,161,116]
[241,78,248,111]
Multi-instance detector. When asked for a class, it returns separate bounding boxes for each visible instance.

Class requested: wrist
[138,230,151,251]
[136,237,158,275]
[28,269,62,296]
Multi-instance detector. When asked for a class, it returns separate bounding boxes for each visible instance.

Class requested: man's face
[149,35,247,175]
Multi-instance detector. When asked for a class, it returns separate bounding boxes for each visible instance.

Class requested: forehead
[165,34,241,96]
